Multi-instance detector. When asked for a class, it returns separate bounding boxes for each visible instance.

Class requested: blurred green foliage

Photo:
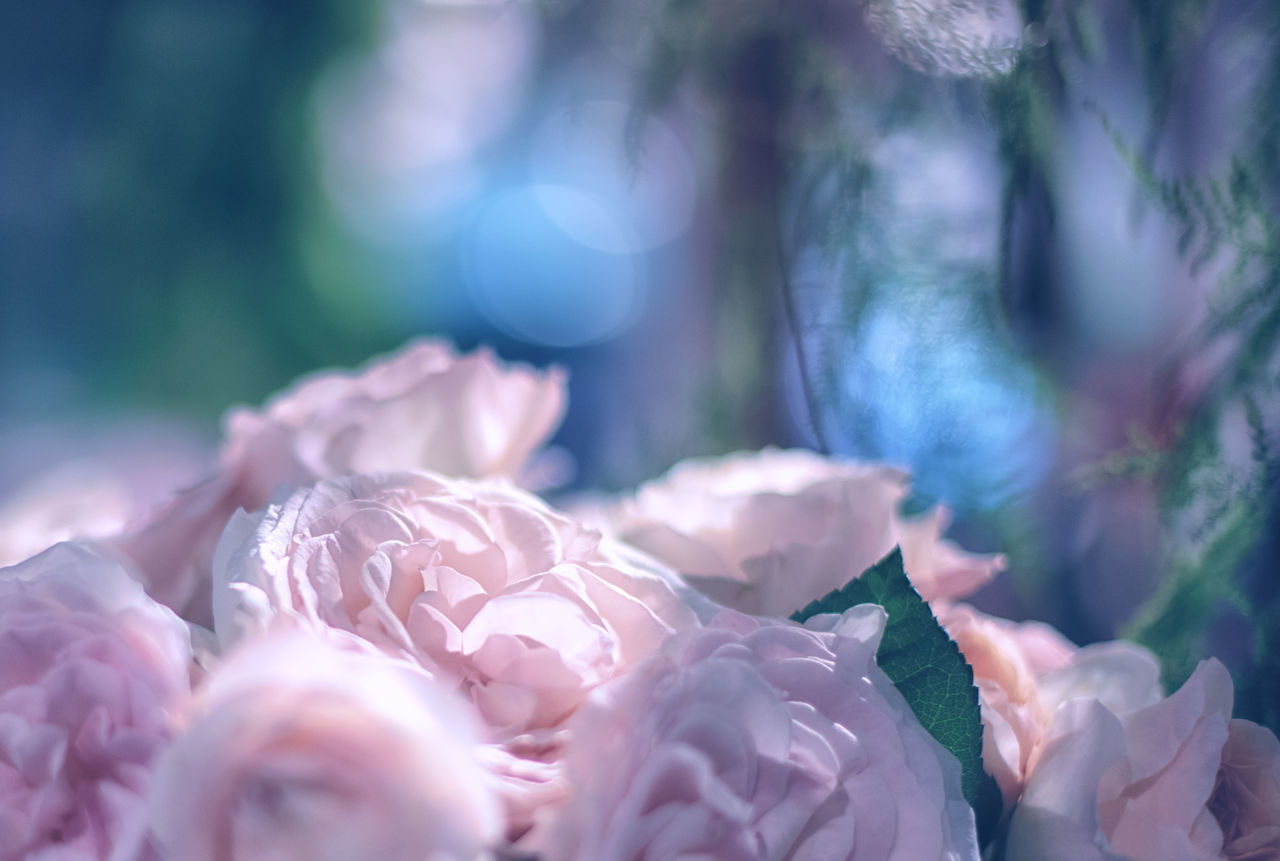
[2,0,390,422]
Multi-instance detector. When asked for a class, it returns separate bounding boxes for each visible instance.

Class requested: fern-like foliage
[1095,5,1280,715]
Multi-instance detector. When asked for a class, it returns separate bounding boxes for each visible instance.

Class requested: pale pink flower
[895,505,1008,605]
[115,340,566,618]
[937,603,1076,807]
[147,629,501,861]
[221,340,566,500]
[601,448,1004,616]
[544,608,980,861]
[211,470,700,840]
[213,470,698,735]
[1208,719,1280,861]
[1006,657,1235,861]
[0,542,190,861]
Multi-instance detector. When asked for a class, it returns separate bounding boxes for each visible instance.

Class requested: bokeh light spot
[463,185,643,348]
[530,100,697,252]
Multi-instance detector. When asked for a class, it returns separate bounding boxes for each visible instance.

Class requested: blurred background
[1,0,1277,725]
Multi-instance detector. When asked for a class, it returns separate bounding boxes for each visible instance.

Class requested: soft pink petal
[602,448,1002,615]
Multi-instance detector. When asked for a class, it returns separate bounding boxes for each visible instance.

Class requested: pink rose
[147,629,501,861]
[115,340,566,619]
[601,448,1004,616]
[1006,657,1235,860]
[211,468,700,843]
[0,542,190,861]
[544,608,980,861]
[221,340,567,500]
[937,603,1076,807]
[1207,719,1280,861]
[213,471,698,736]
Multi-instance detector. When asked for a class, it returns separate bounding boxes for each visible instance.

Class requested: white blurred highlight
[316,0,539,237]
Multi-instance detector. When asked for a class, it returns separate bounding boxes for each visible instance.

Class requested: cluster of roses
[1,341,1277,861]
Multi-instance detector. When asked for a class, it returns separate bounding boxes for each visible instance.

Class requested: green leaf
[790,547,1000,836]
